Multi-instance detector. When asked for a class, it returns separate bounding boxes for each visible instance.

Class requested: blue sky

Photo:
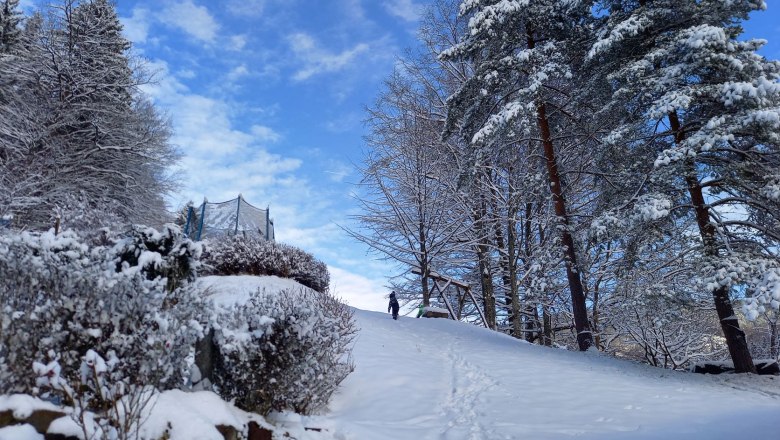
[112,0,427,312]
[19,0,780,312]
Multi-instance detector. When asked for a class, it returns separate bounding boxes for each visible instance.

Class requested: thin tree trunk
[508,220,521,338]
[526,304,539,343]
[418,247,431,307]
[592,283,601,350]
[669,110,756,373]
[473,193,497,329]
[542,305,552,346]
[477,241,497,329]
[494,184,521,337]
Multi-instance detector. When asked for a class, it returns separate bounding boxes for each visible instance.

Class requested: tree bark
[418,244,431,307]
[477,240,497,329]
[668,110,756,373]
[542,305,553,346]
[526,31,592,351]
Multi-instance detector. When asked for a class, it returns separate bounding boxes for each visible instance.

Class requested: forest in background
[351,0,780,373]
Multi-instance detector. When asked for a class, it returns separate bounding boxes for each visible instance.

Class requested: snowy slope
[323,309,780,440]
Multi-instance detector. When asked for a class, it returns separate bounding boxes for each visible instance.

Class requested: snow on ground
[198,275,309,307]
[321,308,780,440]
[0,424,41,440]
[5,275,778,440]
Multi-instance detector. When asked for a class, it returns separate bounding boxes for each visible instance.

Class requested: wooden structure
[412,268,489,328]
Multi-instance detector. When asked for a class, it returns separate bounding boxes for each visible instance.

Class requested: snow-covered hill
[322,308,780,440]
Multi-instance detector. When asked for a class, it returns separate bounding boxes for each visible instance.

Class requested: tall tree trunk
[669,111,755,373]
[527,32,592,351]
[474,195,497,329]
[494,185,521,337]
[508,220,522,338]
[533,102,592,350]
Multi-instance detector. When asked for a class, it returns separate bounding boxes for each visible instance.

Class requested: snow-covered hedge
[112,224,203,291]
[212,286,356,415]
[0,228,207,412]
[201,236,330,293]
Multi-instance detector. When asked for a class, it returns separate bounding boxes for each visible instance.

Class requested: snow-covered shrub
[201,236,330,292]
[0,229,208,406]
[52,191,126,235]
[212,287,356,415]
[111,224,203,292]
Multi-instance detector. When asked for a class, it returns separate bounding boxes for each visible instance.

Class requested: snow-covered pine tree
[588,0,780,372]
[0,0,22,53]
[441,0,596,350]
[1,0,177,229]
[0,6,47,224]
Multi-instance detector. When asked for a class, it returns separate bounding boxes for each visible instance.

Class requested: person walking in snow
[388,291,400,320]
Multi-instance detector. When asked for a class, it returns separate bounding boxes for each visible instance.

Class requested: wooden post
[434,279,457,321]
[465,286,489,329]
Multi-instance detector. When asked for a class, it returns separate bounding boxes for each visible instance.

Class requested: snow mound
[197,275,312,308]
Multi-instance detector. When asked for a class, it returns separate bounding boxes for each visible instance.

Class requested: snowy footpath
[322,309,780,440]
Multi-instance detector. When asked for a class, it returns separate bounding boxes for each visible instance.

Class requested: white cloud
[324,161,353,183]
[328,266,387,312]
[177,69,197,79]
[229,34,248,51]
[287,33,370,81]
[141,60,331,255]
[383,0,423,22]
[227,0,267,17]
[250,125,281,143]
[120,7,151,43]
[160,1,220,43]
[226,64,250,82]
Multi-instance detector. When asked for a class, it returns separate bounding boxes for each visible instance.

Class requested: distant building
[184,194,274,241]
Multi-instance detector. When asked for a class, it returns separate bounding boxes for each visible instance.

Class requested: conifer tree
[441,0,596,350]
[1,0,176,228]
[0,0,22,53]
[588,0,780,372]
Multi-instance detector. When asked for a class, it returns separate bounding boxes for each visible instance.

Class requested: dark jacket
[388,294,399,313]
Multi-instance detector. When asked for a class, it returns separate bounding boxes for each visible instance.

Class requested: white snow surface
[137,390,252,440]
[321,309,780,440]
[0,424,42,440]
[198,274,311,308]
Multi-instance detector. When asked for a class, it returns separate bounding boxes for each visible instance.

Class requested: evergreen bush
[0,227,208,408]
[212,286,356,415]
[201,236,330,292]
